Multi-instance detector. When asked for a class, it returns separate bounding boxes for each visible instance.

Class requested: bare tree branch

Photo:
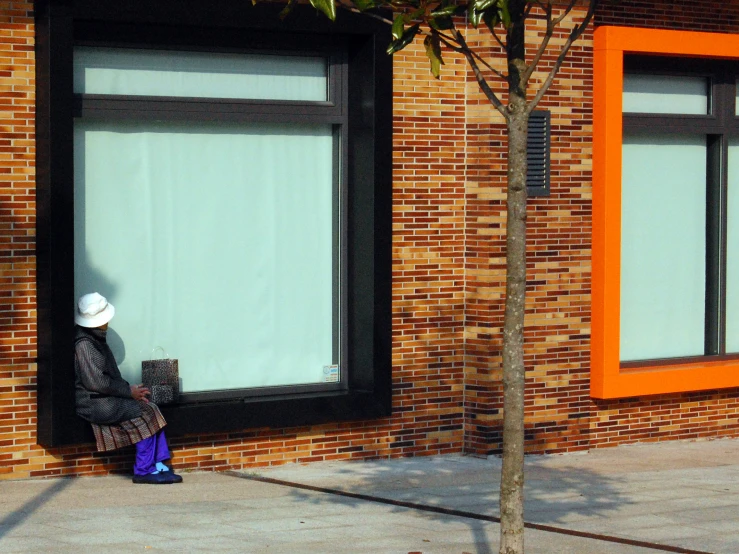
[527,0,599,112]
[452,28,509,119]
[490,25,506,51]
[520,0,554,85]
[552,0,578,26]
[339,3,394,25]
[348,8,511,85]
[333,0,597,120]
[335,3,510,83]
[438,32,509,82]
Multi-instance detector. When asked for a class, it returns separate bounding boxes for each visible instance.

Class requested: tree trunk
[499,98,529,554]
[499,3,528,550]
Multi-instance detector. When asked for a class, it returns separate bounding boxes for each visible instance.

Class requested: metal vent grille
[527,110,551,197]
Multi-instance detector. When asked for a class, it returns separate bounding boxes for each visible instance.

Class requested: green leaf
[386,24,420,55]
[391,14,406,40]
[353,0,376,10]
[469,3,483,27]
[470,0,510,30]
[410,7,426,20]
[309,0,336,21]
[429,15,454,31]
[390,0,420,7]
[482,8,501,33]
[431,3,467,18]
[430,4,457,17]
[499,0,511,28]
[472,0,498,12]
[423,33,444,79]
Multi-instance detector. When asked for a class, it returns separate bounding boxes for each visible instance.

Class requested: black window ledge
[66,390,389,446]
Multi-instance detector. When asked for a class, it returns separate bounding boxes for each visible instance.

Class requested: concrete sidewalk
[1,439,738,553]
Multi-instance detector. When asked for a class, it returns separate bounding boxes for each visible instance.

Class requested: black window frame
[621,55,739,368]
[36,0,393,447]
[74,39,348,402]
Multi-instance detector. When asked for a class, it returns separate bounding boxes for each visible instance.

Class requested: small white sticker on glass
[323,364,339,383]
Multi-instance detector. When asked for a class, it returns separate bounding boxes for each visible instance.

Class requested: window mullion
[706,134,724,355]
[75,95,343,118]
[623,115,723,134]
[719,134,729,355]
[710,76,732,355]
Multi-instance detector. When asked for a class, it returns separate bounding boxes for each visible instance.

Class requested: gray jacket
[74,326,143,425]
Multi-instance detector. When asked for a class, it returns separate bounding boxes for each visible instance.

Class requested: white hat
[75,292,115,328]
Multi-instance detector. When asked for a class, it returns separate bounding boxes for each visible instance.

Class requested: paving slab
[256,437,739,554]
[1,438,738,553]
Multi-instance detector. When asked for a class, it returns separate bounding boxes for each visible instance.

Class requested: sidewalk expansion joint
[226,471,713,554]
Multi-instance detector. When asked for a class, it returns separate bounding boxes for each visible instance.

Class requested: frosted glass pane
[74,120,336,392]
[74,47,327,101]
[727,141,739,352]
[623,74,708,115]
[620,133,706,361]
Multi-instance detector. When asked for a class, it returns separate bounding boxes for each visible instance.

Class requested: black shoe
[162,471,183,484]
[156,463,183,483]
[132,472,181,485]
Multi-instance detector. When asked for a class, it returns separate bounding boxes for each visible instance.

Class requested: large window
[36,0,392,446]
[592,26,739,399]
[620,131,707,361]
[73,46,343,397]
[619,58,739,364]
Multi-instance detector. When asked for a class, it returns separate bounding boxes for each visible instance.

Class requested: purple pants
[133,429,171,476]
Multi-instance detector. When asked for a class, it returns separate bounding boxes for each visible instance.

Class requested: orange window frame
[592,26,739,399]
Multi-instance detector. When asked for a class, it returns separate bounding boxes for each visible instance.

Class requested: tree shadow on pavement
[0,479,73,539]
[236,455,633,554]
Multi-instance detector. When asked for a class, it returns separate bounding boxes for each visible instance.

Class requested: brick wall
[464,8,594,455]
[596,0,739,32]
[0,1,36,478]
[2,0,739,480]
[464,0,739,457]
[0,4,469,479]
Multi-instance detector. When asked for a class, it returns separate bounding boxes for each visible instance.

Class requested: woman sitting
[74,292,182,485]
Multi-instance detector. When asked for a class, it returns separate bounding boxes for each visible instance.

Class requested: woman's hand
[130,384,151,402]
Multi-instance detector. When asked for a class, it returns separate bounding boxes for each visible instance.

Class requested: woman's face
[98,323,109,331]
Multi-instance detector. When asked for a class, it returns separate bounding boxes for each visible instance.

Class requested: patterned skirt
[91,401,167,452]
